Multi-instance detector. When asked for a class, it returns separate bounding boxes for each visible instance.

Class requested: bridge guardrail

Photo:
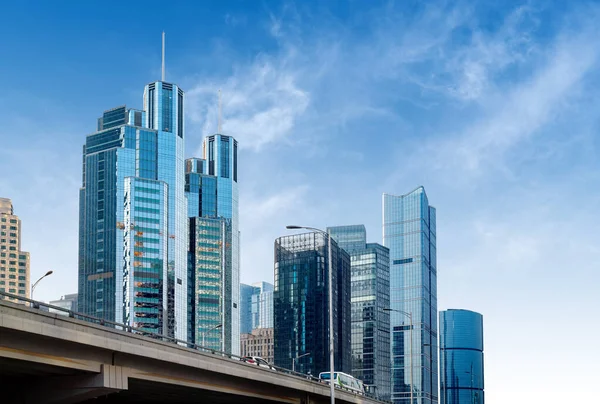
[0,290,386,402]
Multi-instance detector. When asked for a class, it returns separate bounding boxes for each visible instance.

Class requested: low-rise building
[49,293,78,315]
[240,327,274,363]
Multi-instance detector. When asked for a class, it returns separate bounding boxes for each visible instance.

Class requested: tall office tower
[273,232,352,375]
[383,186,438,404]
[328,225,391,401]
[185,133,240,354]
[78,79,186,339]
[0,198,30,302]
[439,310,484,404]
[240,281,274,334]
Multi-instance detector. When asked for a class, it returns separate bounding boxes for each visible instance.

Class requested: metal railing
[0,290,384,401]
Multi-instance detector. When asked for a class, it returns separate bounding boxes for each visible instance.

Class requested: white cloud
[396,7,600,179]
[186,55,309,153]
[239,184,310,283]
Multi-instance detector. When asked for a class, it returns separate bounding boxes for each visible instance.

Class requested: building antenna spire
[218,89,222,133]
[161,31,166,81]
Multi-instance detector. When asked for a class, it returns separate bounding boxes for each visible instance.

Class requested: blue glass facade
[252,281,274,329]
[240,281,274,334]
[78,80,186,340]
[440,310,484,404]
[240,283,257,334]
[123,178,168,332]
[187,216,233,351]
[185,133,239,355]
[383,187,438,404]
[143,82,187,340]
[274,232,352,375]
[328,225,391,401]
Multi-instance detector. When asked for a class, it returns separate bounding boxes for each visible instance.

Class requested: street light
[286,225,335,404]
[384,307,413,404]
[31,270,53,301]
[201,323,222,348]
[293,352,311,373]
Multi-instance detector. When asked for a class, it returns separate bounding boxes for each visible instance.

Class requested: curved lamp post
[293,352,311,373]
[31,270,53,301]
[286,225,335,404]
[201,323,222,348]
[384,307,414,404]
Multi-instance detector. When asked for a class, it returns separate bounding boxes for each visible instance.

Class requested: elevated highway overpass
[0,296,385,404]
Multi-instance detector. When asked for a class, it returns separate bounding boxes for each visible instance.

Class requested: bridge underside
[0,301,381,404]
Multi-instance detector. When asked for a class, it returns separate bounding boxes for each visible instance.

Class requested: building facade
[440,310,484,404]
[49,293,78,315]
[240,281,274,334]
[185,133,240,355]
[255,282,274,329]
[240,327,274,363]
[383,187,438,404]
[328,225,391,401]
[240,283,256,335]
[0,198,30,302]
[78,79,187,340]
[274,232,351,376]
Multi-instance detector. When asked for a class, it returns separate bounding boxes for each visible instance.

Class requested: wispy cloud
[240,184,310,281]
[186,53,309,153]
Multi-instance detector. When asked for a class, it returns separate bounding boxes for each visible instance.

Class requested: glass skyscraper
[383,187,438,404]
[240,281,274,334]
[78,80,187,340]
[274,232,352,375]
[254,281,274,329]
[439,310,484,404]
[185,132,240,355]
[240,283,256,334]
[328,225,391,401]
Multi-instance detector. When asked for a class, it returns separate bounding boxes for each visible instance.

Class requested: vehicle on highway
[318,371,365,395]
[241,356,276,370]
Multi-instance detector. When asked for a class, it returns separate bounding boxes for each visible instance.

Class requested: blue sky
[1,0,599,401]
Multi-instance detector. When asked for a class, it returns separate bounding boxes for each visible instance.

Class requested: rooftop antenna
[218,89,222,133]
[161,31,166,81]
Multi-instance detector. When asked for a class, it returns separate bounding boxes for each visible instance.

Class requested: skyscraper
[185,132,240,354]
[0,198,30,302]
[383,187,438,404]
[440,309,484,404]
[78,78,187,339]
[240,283,256,334]
[328,225,391,401]
[240,281,274,334]
[255,281,274,329]
[274,232,352,375]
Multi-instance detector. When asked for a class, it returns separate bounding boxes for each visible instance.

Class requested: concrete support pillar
[20,364,128,404]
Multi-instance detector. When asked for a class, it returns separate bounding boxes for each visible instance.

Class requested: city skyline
[1,1,599,402]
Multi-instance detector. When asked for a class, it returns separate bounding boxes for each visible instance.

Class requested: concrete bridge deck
[0,299,385,404]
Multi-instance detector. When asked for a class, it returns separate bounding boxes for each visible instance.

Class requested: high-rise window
[233,141,238,182]
[208,138,215,175]
[177,89,184,138]
[162,87,173,132]
[148,84,155,128]
[220,138,230,178]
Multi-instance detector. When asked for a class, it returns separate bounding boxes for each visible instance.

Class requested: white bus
[318,371,365,395]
